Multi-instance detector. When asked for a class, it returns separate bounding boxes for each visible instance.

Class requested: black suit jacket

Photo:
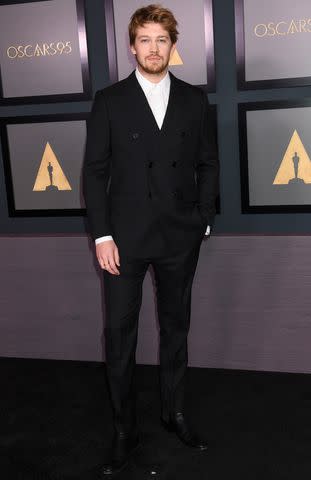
[83,71,219,256]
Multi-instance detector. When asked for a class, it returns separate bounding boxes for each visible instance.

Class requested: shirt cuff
[95,235,113,244]
[204,225,211,236]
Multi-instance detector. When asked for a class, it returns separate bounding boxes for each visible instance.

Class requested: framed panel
[0,0,91,105]
[104,0,215,91]
[0,113,88,216]
[235,0,311,90]
[239,100,311,213]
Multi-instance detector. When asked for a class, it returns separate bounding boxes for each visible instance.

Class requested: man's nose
[150,41,159,52]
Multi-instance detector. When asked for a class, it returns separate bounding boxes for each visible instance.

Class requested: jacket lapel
[125,71,160,135]
[125,71,184,135]
[160,72,184,135]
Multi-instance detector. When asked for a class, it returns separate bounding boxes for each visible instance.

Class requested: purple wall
[1,234,311,373]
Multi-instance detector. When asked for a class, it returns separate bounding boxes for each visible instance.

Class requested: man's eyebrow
[137,34,169,39]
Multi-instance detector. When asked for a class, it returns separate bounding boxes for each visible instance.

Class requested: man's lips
[147,56,161,61]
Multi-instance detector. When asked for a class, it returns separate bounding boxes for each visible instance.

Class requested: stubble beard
[136,56,169,76]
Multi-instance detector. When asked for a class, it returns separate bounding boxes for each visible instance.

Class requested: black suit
[83,71,219,431]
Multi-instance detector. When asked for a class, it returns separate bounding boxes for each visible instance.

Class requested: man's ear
[130,44,136,55]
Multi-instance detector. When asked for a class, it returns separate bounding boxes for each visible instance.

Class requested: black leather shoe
[102,430,140,476]
[161,412,208,450]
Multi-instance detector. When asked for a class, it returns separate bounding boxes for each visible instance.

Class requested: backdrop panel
[235,0,311,89]
[239,100,311,213]
[0,114,88,216]
[0,0,91,104]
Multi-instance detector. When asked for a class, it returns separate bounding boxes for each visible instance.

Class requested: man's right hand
[96,240,120,275]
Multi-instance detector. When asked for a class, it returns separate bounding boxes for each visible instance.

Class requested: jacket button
[148,192,152,198]
[172,161,177,167]
[172,190,178,197]
[132,133,139,140]
[149,162,153,168]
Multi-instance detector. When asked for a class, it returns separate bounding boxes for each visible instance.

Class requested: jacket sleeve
[83,90,112,240]
[196,91,219,227]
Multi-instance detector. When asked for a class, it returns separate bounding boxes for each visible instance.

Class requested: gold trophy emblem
[33,142,72,191]
[169,48,183,66]
[273,130,311,185]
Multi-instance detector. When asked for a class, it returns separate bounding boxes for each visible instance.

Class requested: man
[83,4,219,476]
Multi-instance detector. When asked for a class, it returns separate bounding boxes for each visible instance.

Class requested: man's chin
[140,64,167,75]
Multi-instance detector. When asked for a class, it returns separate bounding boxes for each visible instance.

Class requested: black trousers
[103,236,202,433]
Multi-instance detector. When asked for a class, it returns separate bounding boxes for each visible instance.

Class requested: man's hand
[96,240,120,275]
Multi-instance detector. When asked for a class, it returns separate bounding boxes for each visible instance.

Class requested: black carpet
[1,358,311,479]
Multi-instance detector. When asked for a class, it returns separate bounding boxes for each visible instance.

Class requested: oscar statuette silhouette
[288,152,305,184]
[45,162,59,191]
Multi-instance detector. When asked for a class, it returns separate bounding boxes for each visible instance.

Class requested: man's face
[130,22,176,76]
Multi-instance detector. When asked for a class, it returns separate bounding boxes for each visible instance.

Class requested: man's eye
[158,39,167,43]
[141,39,148,43]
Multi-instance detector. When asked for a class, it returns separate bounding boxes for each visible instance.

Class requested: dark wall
[1,0,311,234]
[1,0,311,371]
[0,0,109,234]
[2,234,311,374]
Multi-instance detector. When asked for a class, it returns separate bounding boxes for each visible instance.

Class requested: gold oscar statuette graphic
[169,48,183,66]
[33,142,72,191]
[273,130,311,185]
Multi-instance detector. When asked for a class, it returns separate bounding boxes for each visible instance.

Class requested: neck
[137,65,168,84]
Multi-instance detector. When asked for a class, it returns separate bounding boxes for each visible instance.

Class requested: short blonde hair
[128,4,179,45]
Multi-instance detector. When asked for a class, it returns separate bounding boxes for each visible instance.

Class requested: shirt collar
[135,67,170,95]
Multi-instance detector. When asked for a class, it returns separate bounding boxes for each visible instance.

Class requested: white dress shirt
[135,67,170,129]
[95,68,210,245]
